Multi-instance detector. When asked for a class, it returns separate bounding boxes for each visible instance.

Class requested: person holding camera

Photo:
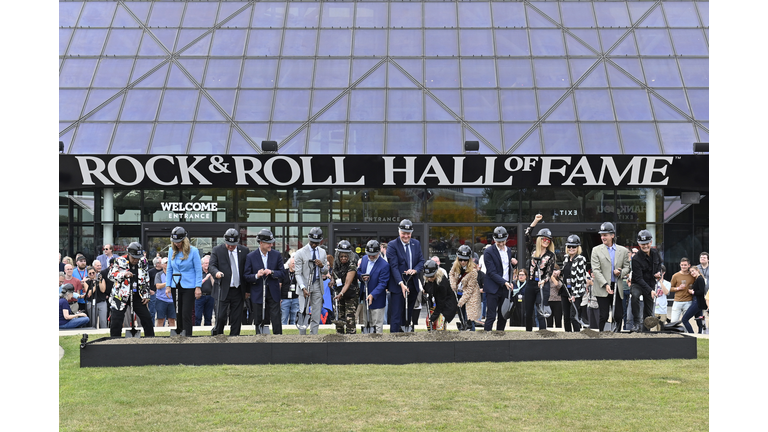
[84,264,108,328]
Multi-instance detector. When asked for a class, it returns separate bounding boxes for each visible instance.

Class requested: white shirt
[496,244,509,282]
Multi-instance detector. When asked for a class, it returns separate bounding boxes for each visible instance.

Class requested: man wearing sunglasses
[96,244,115,271]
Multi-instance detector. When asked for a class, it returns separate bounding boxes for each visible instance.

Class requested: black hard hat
[423,260,439,278]
[492,226,508,242]
[61,283,75,293]
[257,229,275,244]
[223,228,239,246]
[336,240,353,254]
[127,242,143,259]
[565,234,581,247]
[457,244,472,261]
[637,230,653,245]
[365,240,380,256]
[308,227,323,242]
[171,226,187,243]
[598,222,615,234]
[398,219,414,233]
[537,228,553,240]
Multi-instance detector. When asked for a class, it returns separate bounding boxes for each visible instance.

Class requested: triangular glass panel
[353,62,386,88]
[388,62,419,88]
[59,124,76,153]
[606,60,643,87]
[429,90,462,120]
[133,63,169,88]
[508,126,541,154]
[196,95,227,121]
[111,123,154,155]
[526,3,559,27]
[217,2,251,27]
[274,125,308,154]
[207,90,238,118]
[113,4,143,27]
[574,60,608,87]
[351,59,383,83]
[565,31,600,56]
[141,29,176,55]
[177,30,211,55]
[88,94,125,121]
[123,1,151,25]
[463,129,498,155]
[468,123,502,152]
[606,30,638,56]
[314,92,349,122]
[636,5,666,27]
[189,123,230,155]
[83,89,122,117]
[599,29,633,54]
[235,123,269,150]
[166,63,197,88]
[425,123,462,155]
[627,2,656,25]
[651,89,691,120]
[308,123,346,154]
[59,89,88,121]
[176,59,207,86]
[569,59,600,85]
[696,124,709,143]
[502,123,535,153]
[228,126,260,154]
[425,94,459,121]
[537,89,570,120]
[545,93,576,121]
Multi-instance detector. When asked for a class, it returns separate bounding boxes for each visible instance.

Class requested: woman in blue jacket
[165,226,202,336]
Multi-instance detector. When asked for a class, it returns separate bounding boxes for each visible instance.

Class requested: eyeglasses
[566,246,577,249]
[88,271,95,275]
[541,238,551,242]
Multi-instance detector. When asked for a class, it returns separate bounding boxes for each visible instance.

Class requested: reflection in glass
[686,89,708,121]
[498,59,533,88]
[111,123,153,155]
[308,123,346,153]
[286,3,320,28]
[458,3,492,27]
[561,2,596,27]
[594,2,631,27]
[282,29,318,56]
[189,123,229,154]
[495,29,530,56]
[541,123,580,154]
[642,58,683,87]
[386,123,424,154]
[347,123,384,154]
[580,123,621,154]
[321,3,353,28]
[150,123,192,154]
[335,189,423,223]
[618,123,660,154]
[121,90,162,121]
[530,29,566,56]
[252,2,286,28]
[71,123,114,154]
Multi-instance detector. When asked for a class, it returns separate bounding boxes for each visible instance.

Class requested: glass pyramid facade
[59,0,709,155]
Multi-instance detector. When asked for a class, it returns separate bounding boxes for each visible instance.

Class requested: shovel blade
[125,329,141,338]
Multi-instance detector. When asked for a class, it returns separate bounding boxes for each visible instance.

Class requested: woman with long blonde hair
[166,226,202,336]
[523,214,557,331]
[450,245,481,331]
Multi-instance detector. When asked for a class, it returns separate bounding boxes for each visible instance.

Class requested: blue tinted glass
[60,29,73,55]
[355,3,388,28]
[388,90,422,121]
[121,90,161,121]
[148,2,184,27]
[178,32,211,56]
[60,2,83,27]
[470,123,502,152]
[59,89,88,121]
[353,30,387,56]
[282,29,318,56]
[60,124,75,152]
[349,90,385,121]
[111,123,153,154]
[228,126,261,154]
[459,29,495,56]
[247,29,282,56]
[627,2,655,25]
[208,90,237,117]
[500,90,537,121]
[461,59,496,88]
[425,3,457,28]
[387,123,424,154]
[389,30,422,56]
[697,2,709,27]
[182,3,218,27]
[429,90,461,119]
[542,123,581,154]
[425,30,458,56]
[541,92,575,121]
[494,29,530,56]
[527,4,558,28]
[601,29,637,56]
[663,2,700,27]
[271,124,306,151]
[321,3,353,28]
[234,123,269,152]
[497,59,533,88]
[190,124,229,154]
[308,124,346,153]
[697,123,708,143]
[492,2,526,27]
[286,3,320,28]
[60,59,98,87]
[170,60,205,87]
[594,2,631,27]
[217,2,251,27]
[607,59,643,87]
[314,60,350,88]
[158,90,199,121]
[149,123,192,154]
[612,90,653,121]
[83,90,122,119]
[131,60,168,87]
[112,5,142,27]
[210,30,247,56]
[391,3,422,28]
[397,59,422,84]
[571,59,607,87]
[69,29,108,55]
[196,96,227,121]
[635,6,666,27]
[426,123,462,154]
[458,3,491,28]
[658,123,696,153]
[678,59,708,87]
[534,59,570,87]
[273,90,311,121]
[92,59,133,87]
[642,59,682,87]
[352,59,384,85]
[103,29,142,56]
[318,30,352,56]
[78,2,116,27]
[140,29,175,55]
[312,91,348,121]
[579,123,621,154]
[424,95,456,121]
[650,91,687,121]
[123,2,151,25]
[510,126,542,154]
[235,90,274,121]
[348,123,384,154]
[635,29,673,56]
[389,63,417,88]
[205,59,243,88]
[686,89,708,120]
[71,123,114,154]
[566,30,600,55]
[277,59,314,87]
[425,59,459,88]
[462,90,499,121]
[252,2,286,28]
[574,89,614,121]
[670,29,708,56]
[530,29,566,56]
[502,123,535,152]
[561,3,595,27]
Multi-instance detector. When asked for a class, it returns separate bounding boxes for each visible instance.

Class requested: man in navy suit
[386,219,424,332]
[483,226,517,331]
[244,229,286,334]
[358,240,390,333]
[209,228,250,336]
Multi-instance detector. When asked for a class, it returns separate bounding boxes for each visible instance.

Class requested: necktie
[230,250,239,288]
[312,248,319,280]
[406,243,412,269]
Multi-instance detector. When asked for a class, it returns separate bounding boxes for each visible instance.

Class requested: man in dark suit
[244,229,286,334]
[483,226,517,331]
[209,228,250,336]
[386,219,424,333]
[358,240,390,333]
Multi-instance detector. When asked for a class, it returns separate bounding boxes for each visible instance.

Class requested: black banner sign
[59,154,708,191]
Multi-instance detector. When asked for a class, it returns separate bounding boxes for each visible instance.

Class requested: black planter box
[80,334,697,368]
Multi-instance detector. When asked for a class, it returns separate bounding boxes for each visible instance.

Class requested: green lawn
[59,332,708,431]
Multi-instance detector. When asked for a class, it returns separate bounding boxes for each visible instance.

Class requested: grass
[59,331,708,432]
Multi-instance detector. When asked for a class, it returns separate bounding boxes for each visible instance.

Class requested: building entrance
[331,224,424,259]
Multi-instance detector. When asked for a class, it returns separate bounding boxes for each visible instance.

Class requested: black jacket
[423,276,457,323]
[631,248,662,293]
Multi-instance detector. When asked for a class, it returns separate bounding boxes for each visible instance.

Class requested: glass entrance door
[331,224,424,259]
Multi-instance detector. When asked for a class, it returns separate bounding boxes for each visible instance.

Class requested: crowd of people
[59,218,709,336]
